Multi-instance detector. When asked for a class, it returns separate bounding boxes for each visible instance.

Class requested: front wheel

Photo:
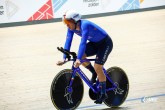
[104,66,129,107]
[50,69,84,110]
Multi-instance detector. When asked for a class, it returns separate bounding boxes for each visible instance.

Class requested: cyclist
[56,10,113,104]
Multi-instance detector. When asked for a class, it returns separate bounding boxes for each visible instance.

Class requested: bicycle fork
[63,69,77,104]
[63,66,79,104]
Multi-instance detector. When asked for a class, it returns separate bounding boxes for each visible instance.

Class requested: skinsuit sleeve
[63,28,74,59]
[77,24,88,60]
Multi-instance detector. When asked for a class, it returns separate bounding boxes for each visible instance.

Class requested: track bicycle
[50,47,129,110]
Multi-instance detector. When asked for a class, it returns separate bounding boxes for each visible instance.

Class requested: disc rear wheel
[104,66,129,107]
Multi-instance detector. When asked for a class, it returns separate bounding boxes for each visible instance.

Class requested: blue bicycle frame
[67,58,117,94]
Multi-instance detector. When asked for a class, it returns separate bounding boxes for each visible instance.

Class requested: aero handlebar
[57,47,77,61]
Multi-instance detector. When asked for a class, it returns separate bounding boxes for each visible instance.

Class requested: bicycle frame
[67,58,117,94]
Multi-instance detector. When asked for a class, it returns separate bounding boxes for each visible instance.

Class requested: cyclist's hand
[74,59,81,68]
[56,59,66,66]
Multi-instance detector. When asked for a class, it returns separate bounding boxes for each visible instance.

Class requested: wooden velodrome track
[0,9,165,110]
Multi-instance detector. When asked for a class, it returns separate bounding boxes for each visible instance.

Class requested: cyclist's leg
[81,54,97,83]
[81,54,90,66]
[81,42,98,83]
[94,64,106,82]
[94,63,108,104]
[94,36,113,104]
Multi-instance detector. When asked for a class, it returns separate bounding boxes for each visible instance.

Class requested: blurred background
[0,0,165,110]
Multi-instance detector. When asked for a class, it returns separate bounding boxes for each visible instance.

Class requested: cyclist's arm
[77,26,88,60]
[63,28,74,59]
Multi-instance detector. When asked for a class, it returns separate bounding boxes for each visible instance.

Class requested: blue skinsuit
[63,20,109,60]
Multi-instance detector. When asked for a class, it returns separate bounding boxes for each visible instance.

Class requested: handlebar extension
[57,47,77,60]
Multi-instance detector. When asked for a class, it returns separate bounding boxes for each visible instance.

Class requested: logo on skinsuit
[28,0,53,21]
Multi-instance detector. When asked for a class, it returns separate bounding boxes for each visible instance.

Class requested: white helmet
[62,10,81,24]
